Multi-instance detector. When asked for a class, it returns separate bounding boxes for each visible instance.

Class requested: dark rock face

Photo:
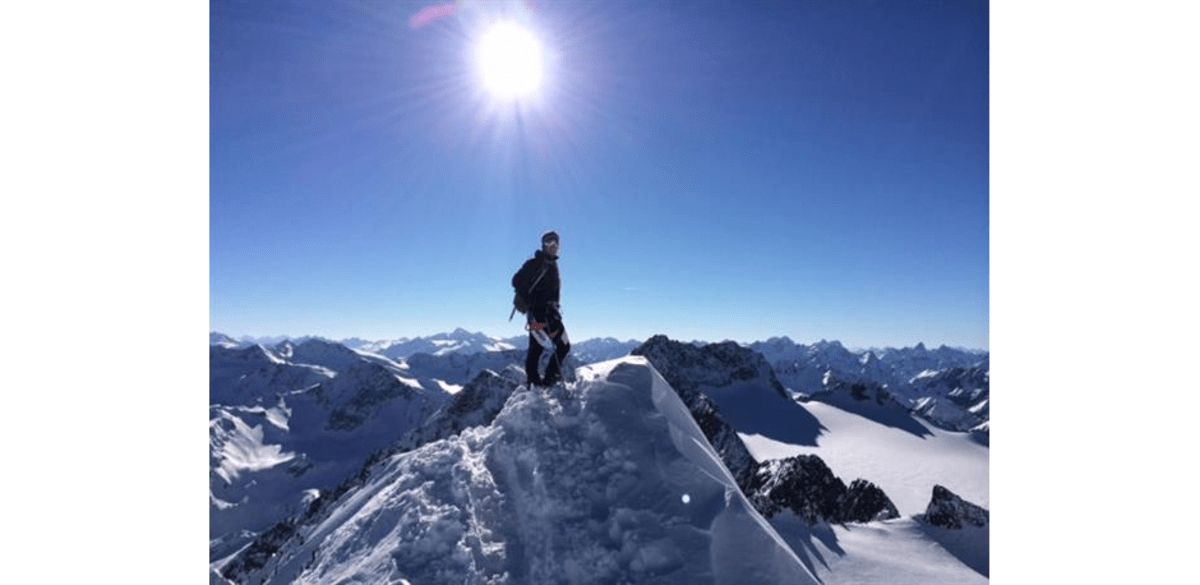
[632,335,791,400]
[841,479,902,523]
[750,455,846,523]
[917,485,989,529]
[749,456,900,524]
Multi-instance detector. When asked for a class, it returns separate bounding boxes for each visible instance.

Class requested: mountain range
[211,329,644,365]
[212,330,987,434]
[210,330,989,583]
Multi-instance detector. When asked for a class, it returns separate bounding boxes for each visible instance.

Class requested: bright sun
[476,22,543,100]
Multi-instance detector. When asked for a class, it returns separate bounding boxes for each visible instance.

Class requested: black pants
[526,316,570,386]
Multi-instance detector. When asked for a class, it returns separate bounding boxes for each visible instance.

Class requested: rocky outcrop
[916,485,989,529]
[749,456,899,524]
[841,479,902,523]
[814,374,901,406]
[634,335,790,400]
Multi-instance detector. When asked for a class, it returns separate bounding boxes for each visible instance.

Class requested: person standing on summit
[511,230,571,387]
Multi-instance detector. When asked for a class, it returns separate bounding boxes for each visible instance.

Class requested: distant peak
[813,339,845,350]
[294,337,339,349]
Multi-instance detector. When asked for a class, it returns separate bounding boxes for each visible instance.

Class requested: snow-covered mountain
[752,337,986,396]
[213,330,517,359]
[749,337,989,433]
[570,337,643,364]
[210,331,241,348]
[752,337,865,389]
[210,332,989,583]
[220,357,824,584]
[210,339,451,565]
[361,328,519,359]
[629,335,988,582]
[209,328,989,446]
[908,359,990,434]
[214,331,641,366]
[402,348,529,390]
[209,337,580,566]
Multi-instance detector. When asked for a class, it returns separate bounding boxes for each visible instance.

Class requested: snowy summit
[221,357,820,584]
[211,333,989,584]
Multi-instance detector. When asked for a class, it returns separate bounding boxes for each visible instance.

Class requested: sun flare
[476,22,543,100]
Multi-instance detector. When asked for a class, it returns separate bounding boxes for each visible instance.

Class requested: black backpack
[510,260,548,320]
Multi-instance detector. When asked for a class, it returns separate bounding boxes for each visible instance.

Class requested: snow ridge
[211,332,989,583]
[224,357,821,585]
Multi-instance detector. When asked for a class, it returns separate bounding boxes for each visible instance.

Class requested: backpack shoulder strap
[527,262,549,294]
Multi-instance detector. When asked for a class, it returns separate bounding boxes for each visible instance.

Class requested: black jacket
[512,250,561,321]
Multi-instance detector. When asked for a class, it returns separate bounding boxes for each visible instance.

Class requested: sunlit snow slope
[236,357,820,585]
[739,400,990,583]
[739,401,988,515]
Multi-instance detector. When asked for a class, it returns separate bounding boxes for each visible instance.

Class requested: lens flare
[409,4,457,29]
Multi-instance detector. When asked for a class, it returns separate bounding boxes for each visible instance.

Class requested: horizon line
[210,329,989,353]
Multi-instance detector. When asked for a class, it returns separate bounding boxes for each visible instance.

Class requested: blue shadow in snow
[916,522,990,578]
[703,383,825,447]
[808,392,933,439]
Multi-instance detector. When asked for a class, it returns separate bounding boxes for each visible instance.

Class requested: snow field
[738,400,989,515]
[733,397,990,583]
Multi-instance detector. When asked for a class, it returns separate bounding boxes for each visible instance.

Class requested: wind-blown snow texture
[223,358,820,584]
[210,331,988,583]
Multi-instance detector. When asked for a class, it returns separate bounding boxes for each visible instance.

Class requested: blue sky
[210,0,989,349]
